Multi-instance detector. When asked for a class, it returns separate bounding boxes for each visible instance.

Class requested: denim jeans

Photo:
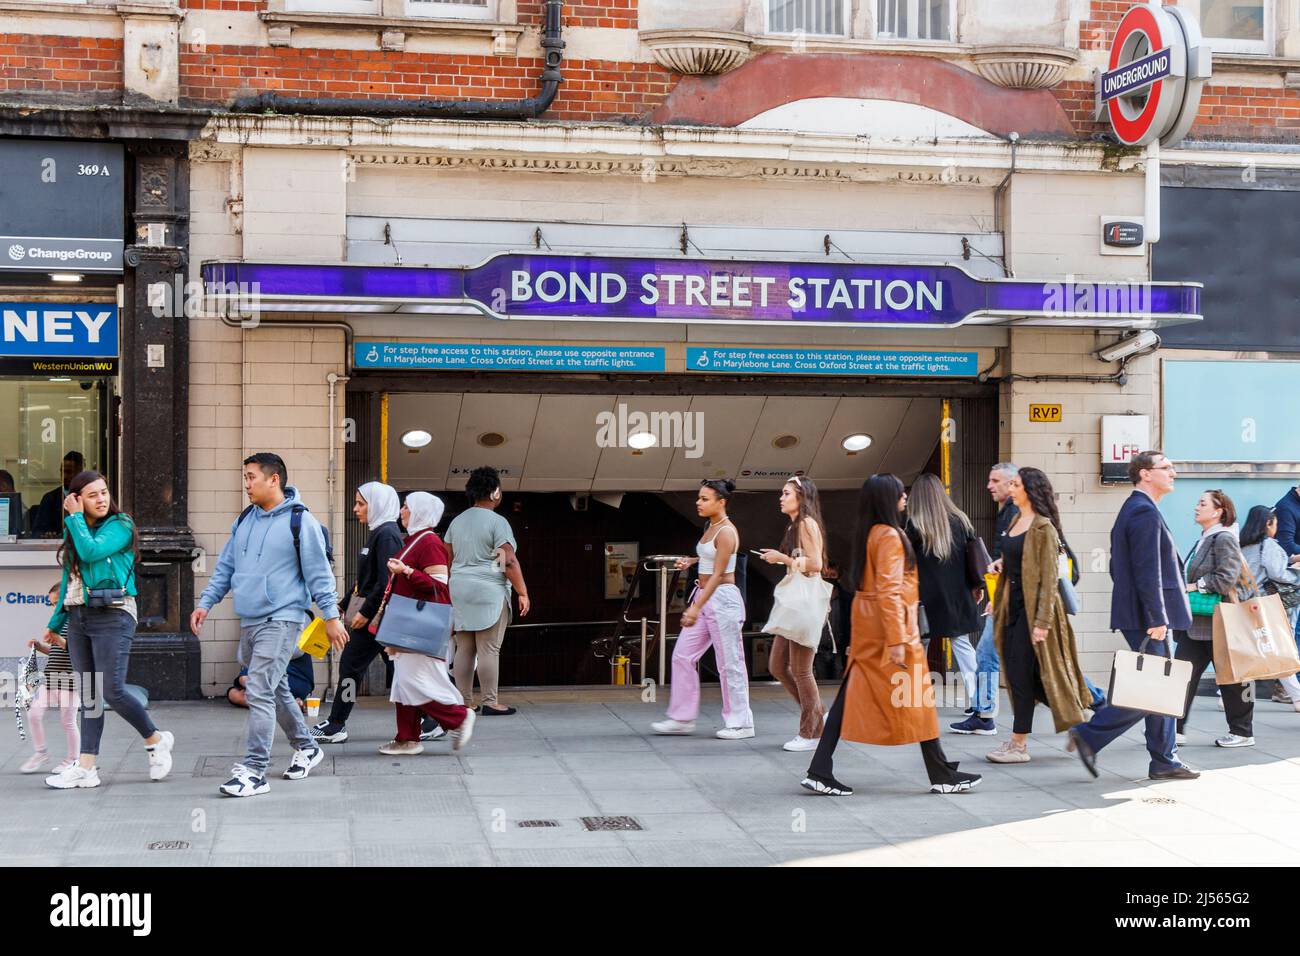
[974,614,1000,718]
[240,619,314,776]
[65,606,157,756]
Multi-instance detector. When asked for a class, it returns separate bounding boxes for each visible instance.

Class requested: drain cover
[1141,797,1176,805]
[581,815,643,832]
[517,820,560,828]
[147,841,191,850]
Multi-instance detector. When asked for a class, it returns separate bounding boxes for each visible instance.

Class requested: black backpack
[233,502,334,578]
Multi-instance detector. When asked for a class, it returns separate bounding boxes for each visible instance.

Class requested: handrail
[509,619,620,630]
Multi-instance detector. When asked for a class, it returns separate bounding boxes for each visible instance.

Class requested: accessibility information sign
[685,347,978,377]
[356,341,666,373]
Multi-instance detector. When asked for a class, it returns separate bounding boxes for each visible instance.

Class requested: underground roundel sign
[1098,3,1211,148]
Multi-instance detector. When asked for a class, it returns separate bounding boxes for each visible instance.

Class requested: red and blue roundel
[1107,5,1168,146]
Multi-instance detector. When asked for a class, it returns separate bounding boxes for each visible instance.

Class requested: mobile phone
[750,549,766,556]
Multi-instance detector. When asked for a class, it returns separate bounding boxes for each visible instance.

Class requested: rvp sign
[1096,4,1212,148]
[1029,404,1062,423]
[0,302,118,357]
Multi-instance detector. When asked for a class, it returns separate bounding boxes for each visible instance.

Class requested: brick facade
[179,46,675,121]
[0,34,123,96]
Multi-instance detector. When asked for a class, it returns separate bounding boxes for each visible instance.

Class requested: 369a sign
[1097,3,1212,148]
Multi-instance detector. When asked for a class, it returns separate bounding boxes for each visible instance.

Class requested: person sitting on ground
[228,649,315,711]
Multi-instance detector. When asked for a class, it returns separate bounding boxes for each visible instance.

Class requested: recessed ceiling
[386,391,940,492]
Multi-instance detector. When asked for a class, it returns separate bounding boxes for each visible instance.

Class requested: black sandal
[478,705,518,716]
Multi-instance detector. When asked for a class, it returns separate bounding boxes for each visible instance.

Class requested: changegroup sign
[0,141,124,273]
[1097,3,1211,148]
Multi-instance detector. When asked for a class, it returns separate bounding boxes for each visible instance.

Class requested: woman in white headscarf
[378,492,475,755]
[311,481,405,744]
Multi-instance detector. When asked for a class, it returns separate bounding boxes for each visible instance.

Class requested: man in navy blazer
[1067,450,1200,781]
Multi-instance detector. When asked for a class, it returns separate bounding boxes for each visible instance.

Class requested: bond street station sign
[204,254,1203,330]
[0,141,124,273]
[1097,3,1212,147]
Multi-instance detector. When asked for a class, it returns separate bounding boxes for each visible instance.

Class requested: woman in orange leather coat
[801,473,982,796]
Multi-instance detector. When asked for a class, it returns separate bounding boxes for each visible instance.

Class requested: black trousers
[1002,610,1048,735]
[326,625,385,725]
[1174,634,1253,737]
[807,677,960,785]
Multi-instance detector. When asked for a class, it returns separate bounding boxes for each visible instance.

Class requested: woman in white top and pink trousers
[652,478,754,740]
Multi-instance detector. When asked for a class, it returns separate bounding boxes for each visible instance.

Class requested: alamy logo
[50,886,152,936]
[595,402,704,459]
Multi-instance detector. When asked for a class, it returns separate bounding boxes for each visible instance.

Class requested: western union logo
[1029,404,1062,423]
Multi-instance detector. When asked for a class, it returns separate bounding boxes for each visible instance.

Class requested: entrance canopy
[203,252,1202,331]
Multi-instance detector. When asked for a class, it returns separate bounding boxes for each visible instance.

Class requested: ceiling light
[628,432,657,449]
[50,273,83,283]
[841,433,872,452]
[401,429,432,449]
[772,434,799,449]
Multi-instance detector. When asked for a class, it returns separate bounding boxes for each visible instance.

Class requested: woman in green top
[445,466,531,715]
[41,470,175,790]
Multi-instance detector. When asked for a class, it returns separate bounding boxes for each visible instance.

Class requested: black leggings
[1002,611,1048,735]
[807,676,960,785]
[1174,634,1253,737]
[326,625,384,725]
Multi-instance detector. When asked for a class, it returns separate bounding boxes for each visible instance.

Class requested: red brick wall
[180,46,674,121]
[180,0,266,10]
[519,0,636,29]
[0,34,122,95]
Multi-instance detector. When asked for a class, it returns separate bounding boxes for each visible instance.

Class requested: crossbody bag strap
[374,529,436,617]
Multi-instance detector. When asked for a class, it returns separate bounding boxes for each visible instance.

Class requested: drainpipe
[1145,139,1161,244]
[992,131,1019,278]
[232,0,566,120]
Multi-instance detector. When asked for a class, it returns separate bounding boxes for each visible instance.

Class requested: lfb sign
[1097,3,1212,147]
[1101,415,1151,483]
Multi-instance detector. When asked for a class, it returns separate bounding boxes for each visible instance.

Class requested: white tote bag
[1107,638,1193,718]
[763,560,833,650]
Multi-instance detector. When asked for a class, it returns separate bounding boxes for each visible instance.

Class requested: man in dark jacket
[1067,450,1199,781]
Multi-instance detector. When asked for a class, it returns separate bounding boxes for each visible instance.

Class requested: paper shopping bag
[1212,593,1300,684]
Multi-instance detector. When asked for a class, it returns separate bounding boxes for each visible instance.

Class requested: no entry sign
[1098,3,1212,148]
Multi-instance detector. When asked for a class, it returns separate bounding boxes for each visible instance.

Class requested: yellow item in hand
[297,617,330,659]
[984,573,999,602]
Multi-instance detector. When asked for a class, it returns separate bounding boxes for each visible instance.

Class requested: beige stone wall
[1001,331,1158,678]
[189,143,349,698]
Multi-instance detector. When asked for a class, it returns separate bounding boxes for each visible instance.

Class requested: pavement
[2,684,1299,867]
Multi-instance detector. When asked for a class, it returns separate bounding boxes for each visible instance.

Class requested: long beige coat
[992,515,1092,733]
[840,525,940,746]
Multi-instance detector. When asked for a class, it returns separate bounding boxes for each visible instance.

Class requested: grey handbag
[375,593,453,658]
[1057,577,1081,616]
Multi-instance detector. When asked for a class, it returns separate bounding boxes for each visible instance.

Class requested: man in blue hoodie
[191,452,348,797]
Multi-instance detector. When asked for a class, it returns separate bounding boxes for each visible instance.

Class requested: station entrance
[345,370,999,687]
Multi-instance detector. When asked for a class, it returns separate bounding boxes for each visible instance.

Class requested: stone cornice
[201,114,1138,179]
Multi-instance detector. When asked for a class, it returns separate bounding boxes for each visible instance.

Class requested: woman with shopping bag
[1177,490,1255,748]
[758,475,832,752]
[1239,505,1300,711]
[375,492,475,755]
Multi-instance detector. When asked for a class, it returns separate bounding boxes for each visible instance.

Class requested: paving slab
[3,687,1298,866]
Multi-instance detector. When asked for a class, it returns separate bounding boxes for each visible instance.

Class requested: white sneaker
[1215,734,1255,748]
[451,708,476,752]
[146,730,174,781]
[52,759,76,774]
[782,735,819,752]
[20,752,48,774]
[420,721,447,741]
[45,764,100,789]
[378,740,424,756]
[716,726,755,740]
[219,765,269,797]
[651,718,695,735]
[283,746,325,779]
[1175,732,1188,746]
